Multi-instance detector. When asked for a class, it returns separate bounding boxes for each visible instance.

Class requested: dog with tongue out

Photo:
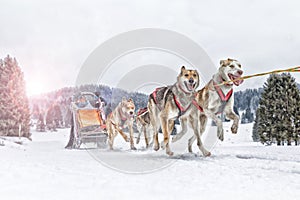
[172,58,244,154]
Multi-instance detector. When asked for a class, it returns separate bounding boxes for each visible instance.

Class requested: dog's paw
[130,146,137,150]
[203,150,211,157]
[188,146,193,153]
[124,136,130,142]
[154,145,160,151]
[136,138,140,144]
[217,128,224,141]
[171,135,179,143]
[160,141,165,150]
[231,124,238,134]
[167,151,174,156]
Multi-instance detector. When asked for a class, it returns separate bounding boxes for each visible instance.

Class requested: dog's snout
[189,78,194,84]
[237,70,243,75]
[129,111,134,115]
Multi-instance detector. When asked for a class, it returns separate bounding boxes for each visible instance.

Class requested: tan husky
[106,97,136,150]
[148,66,200,156]
[172,58,243,154]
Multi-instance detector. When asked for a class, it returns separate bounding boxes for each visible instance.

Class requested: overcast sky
[1,0,300,95]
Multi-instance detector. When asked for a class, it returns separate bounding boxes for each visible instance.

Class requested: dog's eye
[230,65,235,68]
[184,74,189,77]
[193,74,197,77]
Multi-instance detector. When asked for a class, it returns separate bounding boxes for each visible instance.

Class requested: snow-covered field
[1,123,299,200]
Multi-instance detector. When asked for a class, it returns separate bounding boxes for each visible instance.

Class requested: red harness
[118,108,128,121]
[213,81,233,102]
[151,87,204,116]
[213,81,233,113]
[152,87,162,105]
[137,107,148,116]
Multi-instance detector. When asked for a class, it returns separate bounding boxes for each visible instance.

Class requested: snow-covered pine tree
[295,103,300,145]
[0,55,30,138]
[255,73,300,145]
[283,74,300,145]
[256,74,278,145]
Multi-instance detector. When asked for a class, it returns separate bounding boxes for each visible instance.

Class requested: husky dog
[106,97,136,150]
[172,58,243,153]
[136,107,151,148]
[148,66,199,156]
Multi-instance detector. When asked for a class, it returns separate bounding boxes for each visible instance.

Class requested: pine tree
[31,104,40,120]
[53,104,63,128]
[255,74,300,145]
[36,113,45,132]
[0,55,30,138]
[46,104,56,131]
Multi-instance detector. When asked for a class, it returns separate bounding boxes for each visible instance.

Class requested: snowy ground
[0,123,299,200]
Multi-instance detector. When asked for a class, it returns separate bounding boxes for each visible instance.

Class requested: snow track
[0,123,299,200]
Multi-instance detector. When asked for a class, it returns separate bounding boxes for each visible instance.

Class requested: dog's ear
[195,71,200,89]
[220,59,228,67]
[181,66,186,74]
[121,97,127,105]
[128,98,134,103]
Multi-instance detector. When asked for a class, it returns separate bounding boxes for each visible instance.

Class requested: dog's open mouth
[128,112,134,118]
[228,73,244,86]
[184,81,196,91]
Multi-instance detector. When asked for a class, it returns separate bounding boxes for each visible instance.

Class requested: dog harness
[109,108,128,129]
[137,107,148,116]
[151,87,203,117]
[213,81,233,113]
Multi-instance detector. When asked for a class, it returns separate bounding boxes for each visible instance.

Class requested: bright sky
[1,0,300,96]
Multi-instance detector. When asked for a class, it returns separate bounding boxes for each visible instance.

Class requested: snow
[0,123,299,200]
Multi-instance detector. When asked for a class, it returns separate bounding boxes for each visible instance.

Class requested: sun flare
[27,81,45,97]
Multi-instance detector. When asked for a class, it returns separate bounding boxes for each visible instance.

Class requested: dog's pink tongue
[187,84,194,91]
[234,79,244,86]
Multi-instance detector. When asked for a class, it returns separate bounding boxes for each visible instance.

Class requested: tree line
[30,84,149,132]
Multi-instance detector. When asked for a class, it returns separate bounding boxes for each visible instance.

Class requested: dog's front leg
[199,114,208,134]
[114,125,129,142]
[148,102,160,151]
[189,115,211,157]
[224,106,239,134]
[136,126,142,144]
[160,114,173,156]
[128,123,136,150]
[172,117,188,143]
[207,112,224,141]
[143,126,150,148]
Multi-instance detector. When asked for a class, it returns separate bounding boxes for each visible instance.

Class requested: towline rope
[217,66,300,86]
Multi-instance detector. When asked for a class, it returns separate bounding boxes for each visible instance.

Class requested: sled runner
[67,92,107,149]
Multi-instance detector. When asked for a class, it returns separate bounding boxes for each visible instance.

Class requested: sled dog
[136,107,152,148]
[106,97,136,150]
[172,58,243,153]
[148,66,199,156]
